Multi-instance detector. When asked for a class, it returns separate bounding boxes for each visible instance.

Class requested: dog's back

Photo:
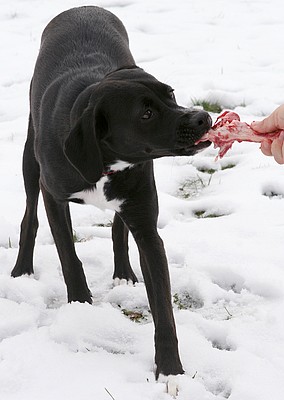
[32,6,135,109]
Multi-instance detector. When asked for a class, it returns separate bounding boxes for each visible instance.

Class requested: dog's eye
[142,109,153,120]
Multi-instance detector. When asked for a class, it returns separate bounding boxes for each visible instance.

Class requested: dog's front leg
[118,209,184,383]
[40,184,92,304]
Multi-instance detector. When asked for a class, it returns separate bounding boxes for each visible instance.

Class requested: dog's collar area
[102,161,134,176]
[102,168,117,176]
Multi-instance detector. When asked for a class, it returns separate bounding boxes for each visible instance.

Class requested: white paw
[167,375,179,398]
[159,374,179,398]
[113,277,134,287]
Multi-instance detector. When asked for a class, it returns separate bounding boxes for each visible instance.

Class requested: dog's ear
[64,107,104,184]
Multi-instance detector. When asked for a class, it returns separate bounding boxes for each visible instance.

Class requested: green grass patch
[221,163,236,170]
[191,98,223,113]
[178,174,212,199]
[193,210,227,219]
[72,230,88,243]
[122,309,146,323]
[196,167,216,175]
[173,292,204,310]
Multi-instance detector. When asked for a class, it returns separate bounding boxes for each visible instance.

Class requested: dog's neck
[102,160,134,177]
[102,168,117,176]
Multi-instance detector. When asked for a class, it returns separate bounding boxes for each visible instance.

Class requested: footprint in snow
[262,184,284,199]
[203,377,232,399]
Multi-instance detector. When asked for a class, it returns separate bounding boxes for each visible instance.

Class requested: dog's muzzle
[177,111,212,145]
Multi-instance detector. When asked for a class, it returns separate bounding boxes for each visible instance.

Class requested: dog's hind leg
[40,184,92,304]
[12,115,40,277]
[112,212,138,285]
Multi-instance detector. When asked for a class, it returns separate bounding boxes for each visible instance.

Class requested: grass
[193,210,227,219]
[224,306,233,320]
[93,221,113,227]
[72,221,113,243]
[178,174,212,198]
[191,97,247,114]
[262,190,284,199]
[178,169,216,199]
[191,98,223,113]
[72,230,83,243]
[122,309,147,323]
[196,167,217,175]
[221,163,236,170]
[105,388,116,400]
[173,292,204,310]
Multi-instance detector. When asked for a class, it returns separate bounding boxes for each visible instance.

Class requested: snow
[1,0,284,399]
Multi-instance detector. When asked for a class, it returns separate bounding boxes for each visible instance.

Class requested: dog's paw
[167,376,179,398]
[113,277,134,287]
[159,374,179,398]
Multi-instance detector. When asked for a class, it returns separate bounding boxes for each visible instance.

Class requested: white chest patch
[69,161,133,212]
[69,176,123,211]
[108,160,133,172]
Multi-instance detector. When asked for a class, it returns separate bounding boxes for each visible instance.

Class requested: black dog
[12,5,211,389]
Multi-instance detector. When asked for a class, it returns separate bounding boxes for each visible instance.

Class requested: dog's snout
[177,110,212,145]
[192,111,212,129]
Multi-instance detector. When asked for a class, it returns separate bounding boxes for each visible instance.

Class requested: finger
[271,137,284,164]
[252,105,284,134]
[251,114,278,133]
[260,140,272,156]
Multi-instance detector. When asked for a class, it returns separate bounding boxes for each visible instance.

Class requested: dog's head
[64,67,212,184]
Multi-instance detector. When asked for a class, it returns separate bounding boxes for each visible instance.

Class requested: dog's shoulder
[41,6,129,46]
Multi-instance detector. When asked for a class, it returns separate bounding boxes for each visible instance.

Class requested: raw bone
[198,111,284,159]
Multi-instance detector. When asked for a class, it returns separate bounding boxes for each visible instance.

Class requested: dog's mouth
[175,113,212,151]
[161,125,211,156]
[101,120,212,162]
[143,139,211,157]
[175,139,212,155]
[102,136,212,162]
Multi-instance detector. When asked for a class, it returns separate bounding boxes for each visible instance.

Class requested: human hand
[251,105,284,164]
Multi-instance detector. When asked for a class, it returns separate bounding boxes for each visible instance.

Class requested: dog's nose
[177,111,212,145]
[191,111,212,130]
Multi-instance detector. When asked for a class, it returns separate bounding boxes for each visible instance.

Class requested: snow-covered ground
[1,0,284,399]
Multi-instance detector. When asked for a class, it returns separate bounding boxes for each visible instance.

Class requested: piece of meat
[197,111,284,159]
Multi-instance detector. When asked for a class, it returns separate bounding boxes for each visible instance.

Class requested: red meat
[198,111,283,159]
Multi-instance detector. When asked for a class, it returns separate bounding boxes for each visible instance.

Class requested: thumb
[251,105,284,133]
[251,116,277,134]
